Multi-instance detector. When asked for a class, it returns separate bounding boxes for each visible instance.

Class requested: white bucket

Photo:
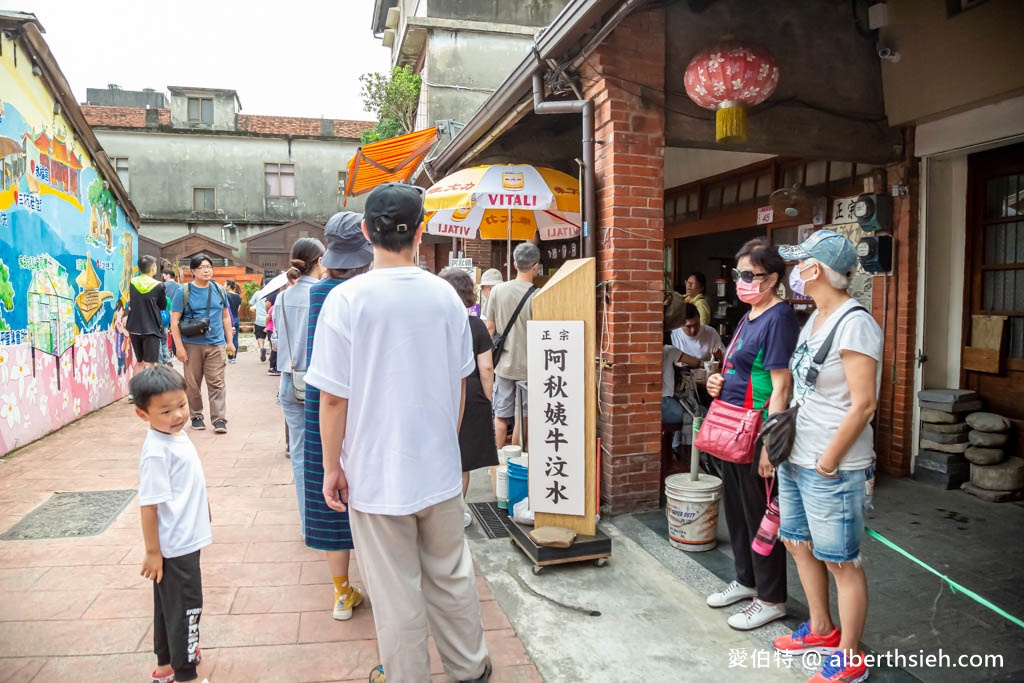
[496,466,509,509]
[664,473,722,552]
[500,445,521,465]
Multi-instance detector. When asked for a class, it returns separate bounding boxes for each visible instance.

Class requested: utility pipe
[532,72,596,259]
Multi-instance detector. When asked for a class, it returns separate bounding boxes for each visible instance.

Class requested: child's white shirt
[138,429,212,558]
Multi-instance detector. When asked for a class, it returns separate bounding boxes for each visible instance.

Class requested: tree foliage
[0,260,13,331]
[87,178,118,227]
[359,66,422,144]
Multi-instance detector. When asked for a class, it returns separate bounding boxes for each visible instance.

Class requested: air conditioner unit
[382,28,396,48]
[385,6,400,28]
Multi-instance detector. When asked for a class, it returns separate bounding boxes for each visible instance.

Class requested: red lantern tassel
[716,104,747,143]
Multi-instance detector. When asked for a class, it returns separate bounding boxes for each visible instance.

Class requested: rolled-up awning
[344,126,439,204]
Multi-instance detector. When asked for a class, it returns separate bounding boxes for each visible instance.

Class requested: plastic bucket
[500,445,521,465]
[664,473,722,552]
[507,457,529,516]
[496,466,509,510]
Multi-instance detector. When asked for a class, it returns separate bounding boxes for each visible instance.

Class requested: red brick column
[873,144,919,476]
[582,8,666,512]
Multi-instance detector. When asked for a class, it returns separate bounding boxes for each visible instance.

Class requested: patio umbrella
[424,164,581,277]
[253,272,289,301]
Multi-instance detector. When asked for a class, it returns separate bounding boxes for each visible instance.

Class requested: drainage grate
[1,490,136,541]
[469,501,514,539]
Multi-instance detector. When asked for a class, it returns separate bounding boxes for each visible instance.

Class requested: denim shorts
[777,461,874,564]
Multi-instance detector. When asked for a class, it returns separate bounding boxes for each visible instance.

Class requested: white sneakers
[706,580,757,608]
[707,581,786,631]
[726,598,786,630]
[463,511,473,528]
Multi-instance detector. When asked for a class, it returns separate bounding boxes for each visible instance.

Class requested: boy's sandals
[369,665,385,682]
[150,649,202,683]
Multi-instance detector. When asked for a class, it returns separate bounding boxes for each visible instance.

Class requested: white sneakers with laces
[726,598,786,630]
[706,580,757,608]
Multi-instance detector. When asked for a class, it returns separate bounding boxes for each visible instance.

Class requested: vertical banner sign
[527,320,585,516]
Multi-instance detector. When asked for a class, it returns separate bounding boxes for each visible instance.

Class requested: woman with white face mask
[772,230,882,683]
[704,237,799,631]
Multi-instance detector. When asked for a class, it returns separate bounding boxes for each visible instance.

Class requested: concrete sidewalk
[0,350,540,682]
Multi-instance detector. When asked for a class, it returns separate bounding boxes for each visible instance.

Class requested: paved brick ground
[0,350,541,682]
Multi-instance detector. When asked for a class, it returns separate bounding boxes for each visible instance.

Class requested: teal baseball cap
[777,229,858,275]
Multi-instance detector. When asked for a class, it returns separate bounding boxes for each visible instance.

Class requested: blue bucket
[507,457,528,516]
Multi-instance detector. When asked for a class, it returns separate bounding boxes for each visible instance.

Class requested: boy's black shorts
[254,324,267,340]
[131,333,161,363]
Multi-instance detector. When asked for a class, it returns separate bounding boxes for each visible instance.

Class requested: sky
[17,0,391,121]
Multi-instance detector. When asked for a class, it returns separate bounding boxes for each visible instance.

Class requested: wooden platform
[508,517,612,574]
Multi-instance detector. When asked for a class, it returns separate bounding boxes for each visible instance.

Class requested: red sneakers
[773,620,841,655]
[807,650,869,683]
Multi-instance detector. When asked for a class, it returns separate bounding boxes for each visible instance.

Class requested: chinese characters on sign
[527,320,585,516]
[756,205,774,225]
[831,195,860,224]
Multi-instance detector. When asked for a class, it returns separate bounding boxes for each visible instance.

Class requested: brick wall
[582,7,667,513]
[872,133,919,475]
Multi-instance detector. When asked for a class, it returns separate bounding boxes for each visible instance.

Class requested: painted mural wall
[0,33,138,454]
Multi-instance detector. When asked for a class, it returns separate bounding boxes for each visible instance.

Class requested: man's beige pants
[350,495,489,682]
[182,343,227,423]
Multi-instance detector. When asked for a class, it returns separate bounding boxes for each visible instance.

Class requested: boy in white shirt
[307,183,491,683]
[131,366,211,683]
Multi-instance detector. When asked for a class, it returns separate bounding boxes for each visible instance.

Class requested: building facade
[0,12,141,453]
[82,85,374,274]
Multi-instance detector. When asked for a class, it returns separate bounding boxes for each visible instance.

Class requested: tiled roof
[81,104,373,139]
[236,114,374,139]
[81,105,170,128]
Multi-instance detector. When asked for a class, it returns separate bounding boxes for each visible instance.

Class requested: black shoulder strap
[500,286,536,340]
[804,305,869,387]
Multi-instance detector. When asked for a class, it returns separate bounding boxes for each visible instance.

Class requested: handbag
[757,305,869,467]
[694,318,765,464]
[277,291,306,402]
[178,284,213,338]
[492,286,536,365]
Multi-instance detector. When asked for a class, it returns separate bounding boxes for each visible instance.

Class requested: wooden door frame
[961,142,1024,386]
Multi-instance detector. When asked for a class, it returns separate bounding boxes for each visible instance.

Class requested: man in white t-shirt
[670,303,724,366]
[305,183,491,683]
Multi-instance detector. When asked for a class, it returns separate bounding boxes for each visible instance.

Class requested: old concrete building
[82,85,374,274]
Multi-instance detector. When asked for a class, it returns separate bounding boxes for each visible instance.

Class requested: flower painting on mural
[0,28,138,455]
[683,40,780,143]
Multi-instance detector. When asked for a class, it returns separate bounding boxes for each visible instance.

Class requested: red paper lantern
[684,41,780,143]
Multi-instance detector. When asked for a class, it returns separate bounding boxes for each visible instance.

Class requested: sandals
[150,648,202,683]
[369,665,385,682]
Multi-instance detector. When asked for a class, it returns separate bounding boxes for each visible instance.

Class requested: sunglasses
[731,268,769,283]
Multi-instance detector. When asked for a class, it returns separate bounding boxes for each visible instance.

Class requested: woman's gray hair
[806,257,851,291]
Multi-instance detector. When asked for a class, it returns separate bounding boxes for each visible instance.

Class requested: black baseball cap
[364,183,425,234]
[321,212,373,270]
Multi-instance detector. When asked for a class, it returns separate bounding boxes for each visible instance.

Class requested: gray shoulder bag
[278,292,306,402]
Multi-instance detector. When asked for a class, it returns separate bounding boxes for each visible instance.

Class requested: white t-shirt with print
[789,298,883,471]
[138,429,212,558]
[670,324,724,362]
[305,266,475,516]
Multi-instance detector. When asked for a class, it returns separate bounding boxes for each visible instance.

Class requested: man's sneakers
[260,347,267,362]
[774,620,841,655]
[191,416,205,430]
[707,580,757,608]
[213,420,227,434]
[268,369,281,377]
[726,598,786,630]
[807,650,869,683]
[464,511,473,528]
[333,587,363,621]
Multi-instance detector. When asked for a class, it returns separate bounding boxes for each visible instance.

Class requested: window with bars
[113,157,130,193]
[187,97,214,124]
[980,172,1024,358]
[265,163,296,197]
[192,187,216,212]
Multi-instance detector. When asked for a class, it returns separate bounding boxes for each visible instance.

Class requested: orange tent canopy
[344,126,439,204]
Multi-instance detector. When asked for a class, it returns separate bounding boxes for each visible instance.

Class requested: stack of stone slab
[962,412,1024,502]
[914,389,980,489]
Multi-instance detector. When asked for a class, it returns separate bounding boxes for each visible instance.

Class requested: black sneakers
[191,417,205,430]
[213,420,227,434]
[260,348,267,362]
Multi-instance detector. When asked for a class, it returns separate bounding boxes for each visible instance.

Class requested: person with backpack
[169,253,235,434]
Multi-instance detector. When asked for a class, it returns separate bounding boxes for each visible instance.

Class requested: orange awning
[344,126,439,204]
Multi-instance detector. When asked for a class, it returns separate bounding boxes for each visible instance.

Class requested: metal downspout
[532,72,596,259]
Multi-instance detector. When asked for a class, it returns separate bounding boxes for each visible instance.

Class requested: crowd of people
[126,178,881,682]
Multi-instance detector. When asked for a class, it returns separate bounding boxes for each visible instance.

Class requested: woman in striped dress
[302,212,374,621]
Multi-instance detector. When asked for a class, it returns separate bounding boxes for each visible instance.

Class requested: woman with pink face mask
[704,237,799,631]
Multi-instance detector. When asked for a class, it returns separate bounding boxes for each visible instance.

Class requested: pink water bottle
[752,496,780,556]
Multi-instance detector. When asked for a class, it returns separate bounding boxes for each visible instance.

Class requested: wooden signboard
[530,258,597,536]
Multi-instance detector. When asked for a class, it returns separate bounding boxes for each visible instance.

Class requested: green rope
[865,527,1024,630]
